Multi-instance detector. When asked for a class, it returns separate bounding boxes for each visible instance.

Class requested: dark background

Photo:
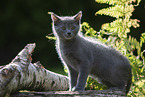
[0,0,145,74]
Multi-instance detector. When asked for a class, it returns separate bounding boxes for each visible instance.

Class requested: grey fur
[51,11,132,94]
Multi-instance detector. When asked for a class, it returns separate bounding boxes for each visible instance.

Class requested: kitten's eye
[61,26,66,30]
[71,26,75,30]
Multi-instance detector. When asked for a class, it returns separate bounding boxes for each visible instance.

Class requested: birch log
[0,43,69,97]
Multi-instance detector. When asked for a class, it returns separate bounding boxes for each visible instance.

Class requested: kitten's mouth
[63,33,74,40]
[64,35,73,40]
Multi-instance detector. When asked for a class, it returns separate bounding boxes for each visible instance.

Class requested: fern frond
[124,4,134,17]
[96,5,124,18]
[124,36,139,52]
[130,19,140,28]
[96,4,134,19]
[95,0,141,6]
[101,19,123,34]
[95,0,123,5]
[140,33,145,47]
[134,0,141,6]
[81,22,97,37]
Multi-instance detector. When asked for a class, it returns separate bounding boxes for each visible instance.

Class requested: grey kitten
[51,11,132,94]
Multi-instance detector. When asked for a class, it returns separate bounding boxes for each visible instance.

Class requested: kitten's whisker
[48,33,54,36]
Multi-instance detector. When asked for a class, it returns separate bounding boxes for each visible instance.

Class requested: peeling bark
[0,43,69,97]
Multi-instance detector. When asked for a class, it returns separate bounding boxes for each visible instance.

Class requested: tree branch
[0,43,69,97]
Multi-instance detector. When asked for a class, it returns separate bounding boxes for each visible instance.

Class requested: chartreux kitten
[51,11,132,94]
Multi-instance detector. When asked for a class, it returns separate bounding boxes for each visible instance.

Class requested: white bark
[0,43,69,97]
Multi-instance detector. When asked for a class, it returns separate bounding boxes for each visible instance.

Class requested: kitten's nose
[67,32,71,36]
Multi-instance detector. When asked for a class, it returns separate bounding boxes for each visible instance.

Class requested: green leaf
[81,22,90,28]
[96,5,124,18]
[135,0,141,6]
[140,33,145,47]
[46,35,56,40]
[96,0,141,6]
[95,0,123,5]
[124,4,134,17]
[130,19,140,28]
[101,19,123,35]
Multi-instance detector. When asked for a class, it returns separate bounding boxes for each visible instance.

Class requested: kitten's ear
[74,11,82,22]
[51,13,60,24]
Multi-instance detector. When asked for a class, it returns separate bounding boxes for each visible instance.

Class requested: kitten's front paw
[72,87,76,91]
[69,88,72,91]
[72,87,84,91]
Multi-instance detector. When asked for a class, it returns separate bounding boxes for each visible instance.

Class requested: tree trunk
[0,43,69,97]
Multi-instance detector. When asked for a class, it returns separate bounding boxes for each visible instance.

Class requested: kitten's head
[51,11,82,40]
